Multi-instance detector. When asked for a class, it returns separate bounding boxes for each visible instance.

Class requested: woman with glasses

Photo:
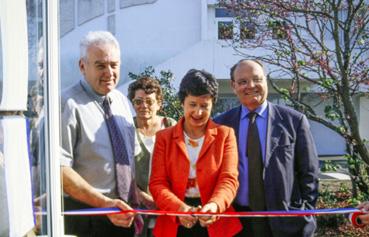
[128,77,176,237]
[149,69,242,237]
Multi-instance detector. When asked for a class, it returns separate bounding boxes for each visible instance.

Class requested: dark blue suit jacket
[214,102,319,237]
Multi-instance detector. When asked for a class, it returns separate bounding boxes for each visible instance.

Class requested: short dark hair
[230,59,265,81]
[178,69,218,104]
[128,77,163,102]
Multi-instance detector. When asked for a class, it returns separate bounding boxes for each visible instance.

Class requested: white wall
[58,0,366,158]
[60,0,201,89]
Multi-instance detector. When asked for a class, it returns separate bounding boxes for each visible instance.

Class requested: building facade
[1,0,368,235]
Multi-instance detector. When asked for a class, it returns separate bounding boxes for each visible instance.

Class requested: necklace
[184,132,203,148]
[188,139,199,147]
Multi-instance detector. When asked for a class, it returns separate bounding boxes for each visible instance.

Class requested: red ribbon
[58,207,364,218]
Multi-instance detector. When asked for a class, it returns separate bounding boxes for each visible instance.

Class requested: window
[213,96,240,116]
[215,8,234,18]
[218,21,234,40]
[215,7,257,40]
[216,8,234,40]
[270,20,288,39]
[240,21,256,39]
[0,0,63,235]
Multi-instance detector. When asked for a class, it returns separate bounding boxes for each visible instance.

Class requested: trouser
[233,203,273,237]
[64,197,134,237]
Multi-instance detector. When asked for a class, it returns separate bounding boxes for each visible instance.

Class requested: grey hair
[79,31,120,59]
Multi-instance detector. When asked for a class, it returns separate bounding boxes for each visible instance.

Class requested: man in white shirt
[61,31,138,237]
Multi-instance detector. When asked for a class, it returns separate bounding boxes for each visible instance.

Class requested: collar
[80,79,109,104]
[240,100,268,120]
[173,117,218,139]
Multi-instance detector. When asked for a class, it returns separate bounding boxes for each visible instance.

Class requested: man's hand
[61,167,135,228]
[198,202,219,227]
[105,199,135,228]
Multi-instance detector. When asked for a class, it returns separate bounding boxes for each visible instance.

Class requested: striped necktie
[102,97,132,201]
[102,97,130,165]
[102,97,143,234]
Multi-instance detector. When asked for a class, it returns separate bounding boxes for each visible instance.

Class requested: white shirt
[61,79,140,197]
[183,132,204,198]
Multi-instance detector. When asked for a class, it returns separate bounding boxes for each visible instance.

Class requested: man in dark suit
[214,59,319,237]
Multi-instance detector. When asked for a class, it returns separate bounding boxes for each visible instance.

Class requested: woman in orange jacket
[149,69,242,237]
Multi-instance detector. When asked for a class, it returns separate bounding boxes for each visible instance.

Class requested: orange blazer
[149,118,242,237]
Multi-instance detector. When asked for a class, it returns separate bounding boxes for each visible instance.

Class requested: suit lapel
[265,103,283,168]
[228,106,242,142]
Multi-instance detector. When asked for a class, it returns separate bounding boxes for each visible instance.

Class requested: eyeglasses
[132,98,156,106]
[234,77,264,86]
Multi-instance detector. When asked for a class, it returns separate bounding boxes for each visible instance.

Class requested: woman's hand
[198,202,219,227]
[138,189,156,210]
[178,204,199,228]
